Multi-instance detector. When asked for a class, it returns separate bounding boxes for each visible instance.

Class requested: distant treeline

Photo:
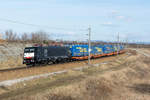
[127,43,150,48]
[2,30,52,44]
[1,29,150,48]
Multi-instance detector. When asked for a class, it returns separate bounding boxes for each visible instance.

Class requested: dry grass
[44,77,113,100]
[0,39,6,44]
[127,49,137,55]
[82,78,113,100]
[0,56,24,69]
[46,91,77,100]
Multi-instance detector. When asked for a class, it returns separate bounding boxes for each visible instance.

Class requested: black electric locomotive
[23,44,125,66]
[23,46,71,66]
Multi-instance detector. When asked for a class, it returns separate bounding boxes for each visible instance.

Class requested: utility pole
[88,26,91,65]
[117,32,120,55]
[125,37,128,49]
[136,40,138,49]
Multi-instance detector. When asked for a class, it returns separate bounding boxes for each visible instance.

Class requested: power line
[0,18,87,31]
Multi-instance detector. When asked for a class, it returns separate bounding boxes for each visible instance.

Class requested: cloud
[102,22,113,25]
[108,10,118,18]
[51,31,76,37]
[101,22,119,27]
[116,16,125,20]
[109,10,133,22]
[65,31,75,35]
[126,17,133,22]
[116,15,133,22]
[111,10,119,15]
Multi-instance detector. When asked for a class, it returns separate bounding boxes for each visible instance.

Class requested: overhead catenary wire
[0,18,87,32]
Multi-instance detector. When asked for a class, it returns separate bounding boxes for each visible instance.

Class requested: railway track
[0,53,127,82]
[0,60,87,72]
[0,53,125,73]
[0,66,28,72]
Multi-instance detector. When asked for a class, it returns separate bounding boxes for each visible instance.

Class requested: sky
[0,0,150,42]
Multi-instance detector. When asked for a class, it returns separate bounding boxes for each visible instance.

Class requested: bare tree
[21,33,29,42]
[31,31,50,43]
[5,30,17,42]
[3,30,51,43]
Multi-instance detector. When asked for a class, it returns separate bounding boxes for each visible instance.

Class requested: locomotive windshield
[24,48,35,53]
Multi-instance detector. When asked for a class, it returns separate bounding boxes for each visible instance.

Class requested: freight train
[23,44,125,66]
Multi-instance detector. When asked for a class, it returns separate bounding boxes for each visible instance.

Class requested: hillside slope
[0,43,32,69]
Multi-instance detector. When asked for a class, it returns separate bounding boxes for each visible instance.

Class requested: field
[0,48,149,100]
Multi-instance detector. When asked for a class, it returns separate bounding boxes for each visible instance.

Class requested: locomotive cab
[23,47,37,65]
